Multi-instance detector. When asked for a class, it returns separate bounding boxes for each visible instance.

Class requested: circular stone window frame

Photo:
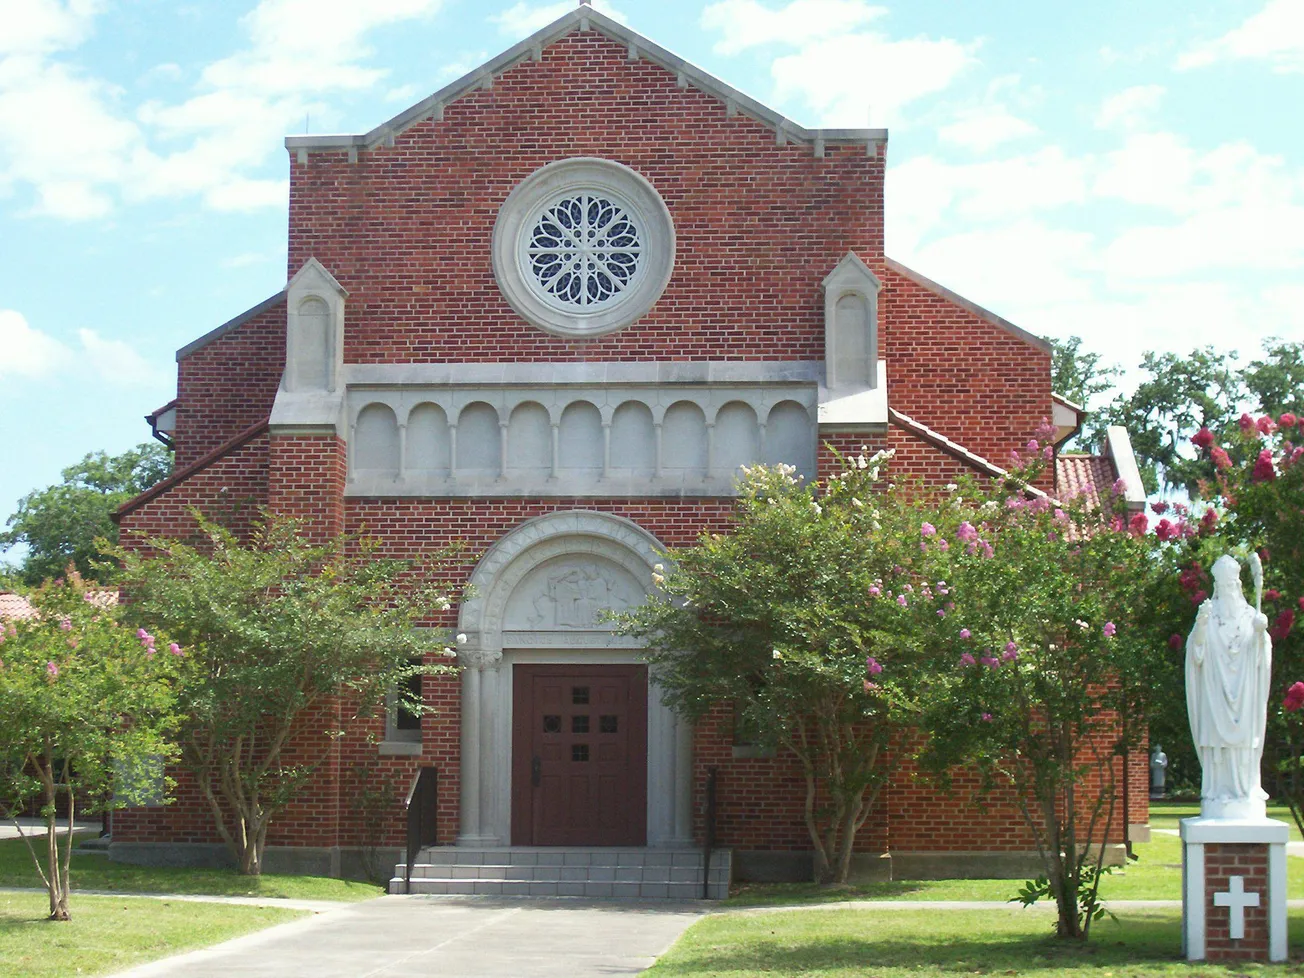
[492,158,676,339]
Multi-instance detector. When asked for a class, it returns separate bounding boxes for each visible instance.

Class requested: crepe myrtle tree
[113,512,457,876]
[914,426,1160,941]
[614,450,943,885]
[0,572,180,920]
[1193,413,1304,833]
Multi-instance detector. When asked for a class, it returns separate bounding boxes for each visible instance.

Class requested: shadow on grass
[657,912,1304,975]
[0,836,382,901]
[727,881,935,904]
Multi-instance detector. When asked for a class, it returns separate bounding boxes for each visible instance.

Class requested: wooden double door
[511,664,648,847]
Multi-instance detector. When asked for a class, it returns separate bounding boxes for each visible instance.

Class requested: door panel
[512,664,648,846]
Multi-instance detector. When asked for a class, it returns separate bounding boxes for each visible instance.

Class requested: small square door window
[572,744,589,762]
[572,715,590,734]
[572,686,590,705]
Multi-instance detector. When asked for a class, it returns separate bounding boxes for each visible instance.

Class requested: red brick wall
[1204,843,1270,961]
[175,299,286,469]
[881,266,1051,481]
[267,435,346,541]
[117,433,270,547]
[287,30,883,365]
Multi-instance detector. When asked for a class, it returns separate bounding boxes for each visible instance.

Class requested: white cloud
[1095,84,1164,131]
[937,105,1037,152]
[770,31,974,127]
[76,329,168,388]
[888,147,1088,254]
[0,0,452,221]
[0,55,140,219]
[0,311,170,389]
[1179,0,1304,74]
[386,83,420,103]
[700,0,885,56]
[698,0,973,127]
[0,0,101,57]
[906,220,1098,310]
[491,1,626,38]
[138,62,183,85]
[0,310,69,378]
[1103,204,1304,281]
[1094,133,1300,215]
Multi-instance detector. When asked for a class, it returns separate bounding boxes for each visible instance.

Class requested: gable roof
[177,291,286,362]
[284,7,887,158]
[884,258,1052,355]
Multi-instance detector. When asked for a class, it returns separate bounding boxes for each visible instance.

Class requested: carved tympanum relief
[504,557,642,632]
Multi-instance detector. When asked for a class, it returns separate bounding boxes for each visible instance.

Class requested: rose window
[493,158,675,337]
[527,195,643,308]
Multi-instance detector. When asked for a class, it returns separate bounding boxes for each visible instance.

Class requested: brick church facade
[112,8,1148,883]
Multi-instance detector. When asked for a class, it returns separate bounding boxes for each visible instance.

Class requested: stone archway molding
[453,510,692,849]
[458,510,666,658]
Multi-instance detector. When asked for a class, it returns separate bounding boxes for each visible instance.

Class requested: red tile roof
[0,592,36,619]
[1055,454,1118,511]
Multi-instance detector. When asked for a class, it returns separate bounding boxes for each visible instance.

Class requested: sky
[1,0,1302,550]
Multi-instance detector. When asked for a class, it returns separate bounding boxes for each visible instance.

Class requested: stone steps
[390,847,730,900]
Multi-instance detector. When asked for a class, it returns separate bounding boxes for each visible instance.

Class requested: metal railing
[702,766,719,899]
[404,766,438,895]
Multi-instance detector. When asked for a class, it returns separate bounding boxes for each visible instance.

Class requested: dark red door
[512,664,648,846]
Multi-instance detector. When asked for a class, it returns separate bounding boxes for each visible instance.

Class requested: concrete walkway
[1,818,102,841]
[0,886,349,913]
[107,895,705,978]
[94,892,1304,977]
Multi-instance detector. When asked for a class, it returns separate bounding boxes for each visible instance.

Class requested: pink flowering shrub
[1187,408,1304,834]
[0,571,180,920]
[914,452,1159,941]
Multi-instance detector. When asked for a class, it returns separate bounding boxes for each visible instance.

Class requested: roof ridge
[113,418,270,521]
[888,407,1050,499]
[284,8,887,156]
[883,258,1050,354]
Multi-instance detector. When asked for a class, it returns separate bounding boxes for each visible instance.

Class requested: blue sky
[1,0,1302,554]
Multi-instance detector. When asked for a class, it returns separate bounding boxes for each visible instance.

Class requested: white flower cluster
[652,562,666,586]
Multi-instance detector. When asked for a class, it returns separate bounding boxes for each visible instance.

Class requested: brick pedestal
[1182,817,1288,962]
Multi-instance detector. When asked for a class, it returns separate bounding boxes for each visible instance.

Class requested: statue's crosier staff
[1250,552,1264,615]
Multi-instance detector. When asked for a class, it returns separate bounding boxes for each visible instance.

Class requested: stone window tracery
[493,158,675,338]
[527,194,643,309]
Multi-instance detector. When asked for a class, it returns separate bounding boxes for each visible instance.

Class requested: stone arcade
[112,8,1149,896]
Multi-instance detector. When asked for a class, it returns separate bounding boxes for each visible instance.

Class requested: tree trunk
[832,791,865,885]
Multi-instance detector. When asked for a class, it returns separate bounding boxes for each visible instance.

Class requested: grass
[0,890,305,978]
[646,907,1304,977]
[0,832,383,903]
[1149,800,1304,840]
[725,831,1304,907]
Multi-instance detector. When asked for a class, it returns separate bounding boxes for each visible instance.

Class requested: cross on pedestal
[1213,875,1261,940]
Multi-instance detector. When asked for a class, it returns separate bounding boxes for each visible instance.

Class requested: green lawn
[647,907,1304,977]
[726,831,1304,907]
[0,833,384,902]
[0,890,304,978]
[1149,800,1304,840]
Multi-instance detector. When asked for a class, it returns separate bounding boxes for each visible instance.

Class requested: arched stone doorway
[456,511,693,847]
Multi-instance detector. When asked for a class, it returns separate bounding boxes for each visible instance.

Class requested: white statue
[1150,744,1169,798]
[1185,554,1272,819]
